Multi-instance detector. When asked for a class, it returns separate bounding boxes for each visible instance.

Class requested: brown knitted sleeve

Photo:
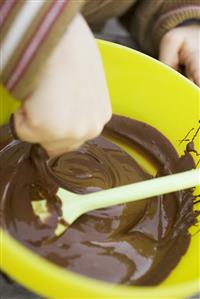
[125,0,200,56]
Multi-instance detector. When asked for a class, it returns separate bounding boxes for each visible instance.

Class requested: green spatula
[58,168,200,222]
[32,169,200,236]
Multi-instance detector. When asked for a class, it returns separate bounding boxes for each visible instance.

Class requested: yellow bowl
[0,40,200,299]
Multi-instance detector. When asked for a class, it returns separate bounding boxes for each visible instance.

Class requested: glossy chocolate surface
[0,115,196,285]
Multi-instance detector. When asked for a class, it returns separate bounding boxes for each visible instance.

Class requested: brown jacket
[83,0,200,55]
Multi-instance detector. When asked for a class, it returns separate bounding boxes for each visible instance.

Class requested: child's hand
[14,15,111,158]
[159,25,200,86]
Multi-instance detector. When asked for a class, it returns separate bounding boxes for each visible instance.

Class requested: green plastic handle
[57,169,200,225]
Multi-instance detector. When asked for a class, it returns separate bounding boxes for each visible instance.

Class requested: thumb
[159,31,183,70]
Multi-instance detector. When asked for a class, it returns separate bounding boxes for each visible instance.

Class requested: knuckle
[72,126,88,140]
[26,115,43,131]
[22,107,41,130]
[89,122,104,138]
[69,141,83,151]
[104,108,112,123]
[73,121,103,140]
[162,30,177,43]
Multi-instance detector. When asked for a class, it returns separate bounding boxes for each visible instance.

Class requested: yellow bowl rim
[1,40,200,298]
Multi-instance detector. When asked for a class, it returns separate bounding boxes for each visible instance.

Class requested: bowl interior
[0,40,199,298]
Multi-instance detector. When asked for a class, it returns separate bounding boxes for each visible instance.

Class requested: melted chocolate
[0,115,197,286]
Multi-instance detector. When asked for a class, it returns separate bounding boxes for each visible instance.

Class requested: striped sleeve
[0,0,85,100]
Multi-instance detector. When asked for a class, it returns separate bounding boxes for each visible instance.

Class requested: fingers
[15,110,83,157]
[159,26,200,87]
[14,105,108,158]
[186,59,200,87]
[40,119,107,157]
[159,29,183,70]
[41,140,84,158]
[182,26,200,87]
[180,48,200,87]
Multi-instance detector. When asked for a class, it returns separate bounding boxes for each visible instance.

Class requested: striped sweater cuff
[0,0,85,100]
[152,4,200,54]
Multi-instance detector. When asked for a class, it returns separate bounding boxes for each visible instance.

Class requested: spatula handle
[61,169,200,224]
